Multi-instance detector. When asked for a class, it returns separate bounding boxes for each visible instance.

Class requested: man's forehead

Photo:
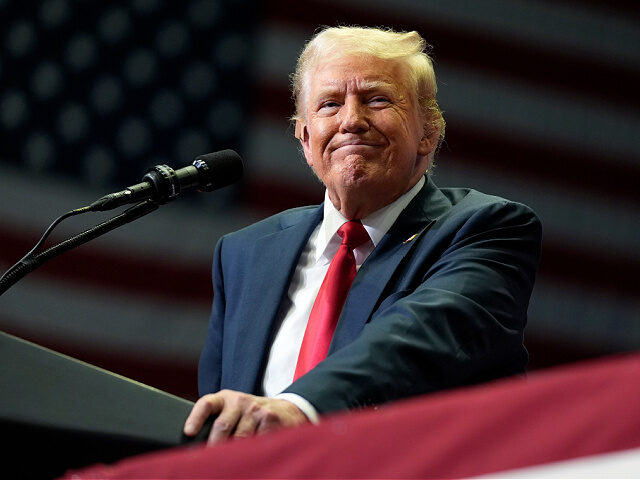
[310,55,407,90]
[313,77,398,92]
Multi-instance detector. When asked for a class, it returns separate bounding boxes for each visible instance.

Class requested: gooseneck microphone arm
[0,149,244,296]
[0,201,158,296]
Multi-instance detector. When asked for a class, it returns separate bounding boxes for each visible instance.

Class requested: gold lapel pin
[403,233,419,244]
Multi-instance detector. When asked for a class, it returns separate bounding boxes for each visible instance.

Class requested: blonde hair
[291,25,445,145]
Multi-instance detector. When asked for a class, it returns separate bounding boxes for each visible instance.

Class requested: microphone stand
[0,200,159,297]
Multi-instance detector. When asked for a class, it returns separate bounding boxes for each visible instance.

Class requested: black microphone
[89,149,243,211]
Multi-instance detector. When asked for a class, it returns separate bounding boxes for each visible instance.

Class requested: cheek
[309,123,332,152]
[390,119,423,156]
[379,112,408,138]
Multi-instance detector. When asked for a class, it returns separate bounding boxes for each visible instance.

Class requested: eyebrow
[314,79,398,96]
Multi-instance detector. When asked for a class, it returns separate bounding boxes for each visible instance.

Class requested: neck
[329,191,399,220]
[327,176,424,220]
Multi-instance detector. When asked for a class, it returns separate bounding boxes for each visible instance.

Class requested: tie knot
[337,221,369,250]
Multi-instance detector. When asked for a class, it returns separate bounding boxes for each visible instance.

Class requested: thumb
[184,394,224,436]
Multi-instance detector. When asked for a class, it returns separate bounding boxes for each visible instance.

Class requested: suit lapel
[329,178,451,351]
[227,206,323,393]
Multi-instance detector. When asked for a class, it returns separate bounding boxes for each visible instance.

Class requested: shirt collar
[316,176,425,262]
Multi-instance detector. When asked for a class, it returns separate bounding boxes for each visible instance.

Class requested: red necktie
[294,220,370,380]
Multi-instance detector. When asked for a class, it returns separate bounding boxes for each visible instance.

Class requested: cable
[0,206,91,285]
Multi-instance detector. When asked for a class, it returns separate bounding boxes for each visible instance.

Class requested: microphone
[89,149,243,211]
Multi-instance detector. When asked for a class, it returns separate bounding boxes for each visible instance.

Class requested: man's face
[297,54,436,218]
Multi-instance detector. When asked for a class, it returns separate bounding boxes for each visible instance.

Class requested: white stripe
[475,446,640,478]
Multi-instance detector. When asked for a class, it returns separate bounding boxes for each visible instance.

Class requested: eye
[317,100,341,115]
[368,96,390,106]
[319,101,341,109]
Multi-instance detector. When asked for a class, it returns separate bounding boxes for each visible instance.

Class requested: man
[184,26,541,444]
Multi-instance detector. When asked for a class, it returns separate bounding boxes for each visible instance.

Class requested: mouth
[333,140,381,151]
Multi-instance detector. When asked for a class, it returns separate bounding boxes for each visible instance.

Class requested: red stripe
[0,224,212,305]
[444,121,640,206]
[538,242,639,297]
[526,331,624,370]
[242,176,323,214]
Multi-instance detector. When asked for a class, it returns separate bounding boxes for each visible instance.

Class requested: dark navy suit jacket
[198,177,542,414]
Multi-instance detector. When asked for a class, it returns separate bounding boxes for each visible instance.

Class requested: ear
[296,119,313,167]
[417,122,439,157]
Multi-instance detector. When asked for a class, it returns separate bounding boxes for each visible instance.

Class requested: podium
[0,330,209,479]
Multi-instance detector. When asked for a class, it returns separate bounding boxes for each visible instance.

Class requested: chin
[338,166,373,189]
[338,155,376,182]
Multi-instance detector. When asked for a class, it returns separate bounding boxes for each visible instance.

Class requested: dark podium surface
[0,330,209,479]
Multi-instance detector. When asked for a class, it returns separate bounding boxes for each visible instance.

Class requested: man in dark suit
[184,25,541,443]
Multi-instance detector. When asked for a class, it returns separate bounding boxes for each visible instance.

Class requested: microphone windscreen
[194,150,244,191]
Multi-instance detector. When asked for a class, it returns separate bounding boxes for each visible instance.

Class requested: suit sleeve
[198,236,226,396]
[283,200,542,414]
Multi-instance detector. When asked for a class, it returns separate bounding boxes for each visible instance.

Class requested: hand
[183,389,309,445]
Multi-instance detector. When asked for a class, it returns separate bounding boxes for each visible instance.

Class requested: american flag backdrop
[0,0,639,403]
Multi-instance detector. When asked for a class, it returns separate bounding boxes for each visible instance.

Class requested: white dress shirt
[262,176,426,421]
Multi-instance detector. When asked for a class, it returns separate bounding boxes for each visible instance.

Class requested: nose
[339,98,369,133]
